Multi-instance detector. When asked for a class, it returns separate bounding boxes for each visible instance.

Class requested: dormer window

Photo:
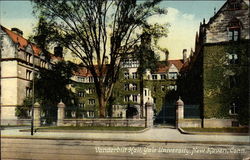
[228,18,241,41]
[228,28,240,41]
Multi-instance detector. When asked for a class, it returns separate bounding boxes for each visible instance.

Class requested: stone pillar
[34,102,41,127]
[145,100,154,128]
[176,97,184,128]
[57,100,65,126]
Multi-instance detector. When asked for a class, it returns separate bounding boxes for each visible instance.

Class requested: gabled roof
[155,59,184,74]
[1,25,41,56]
[206,0,248,27]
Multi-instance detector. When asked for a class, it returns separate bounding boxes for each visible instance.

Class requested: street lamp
[31,48,35,135]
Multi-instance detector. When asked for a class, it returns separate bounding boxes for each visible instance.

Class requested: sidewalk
[1,127,249,144]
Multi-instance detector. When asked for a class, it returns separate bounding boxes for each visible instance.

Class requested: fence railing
[184,105,200,119]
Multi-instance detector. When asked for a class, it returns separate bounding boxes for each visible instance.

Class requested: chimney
[164,49,169,64]
[183,49,187,63]
[54,46,63,58]
[11,28,23,36]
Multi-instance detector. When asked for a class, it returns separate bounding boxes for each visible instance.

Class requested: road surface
[1,138,249,160]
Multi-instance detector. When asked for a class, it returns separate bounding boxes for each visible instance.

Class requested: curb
[178,127,250,136]
[1,135,249,145]
[19,128,150,134]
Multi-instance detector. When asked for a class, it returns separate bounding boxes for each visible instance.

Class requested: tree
[34,61,78,123]
[134,32,159,118]
[31,0,168,117]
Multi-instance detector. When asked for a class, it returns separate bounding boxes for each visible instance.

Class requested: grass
[181,127,249,133]
[0,125,29,127]
[36,126,145,131]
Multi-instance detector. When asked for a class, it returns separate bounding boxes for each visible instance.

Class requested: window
[78,91,85,97]
[124,72,129,79]
[229,76,239,88]
[124,95,130,102]
[78,103,84,108]
[26,53,32,63]
[153,86,156,92]
[161,74,166,80]
[88,88,95,94]
[152,74,157,80]
[144,90,147,96]
[161,85,165,92]
[229,102,238,115]
[132,84,137,91]
[26,70,32,80]
[88,99,95,105]
[168,85,177,91]
[228,53,239,64]
[132,72,137,79]
[26,87,32,97]
[153,97,156,104]
[87,111,95,118]
[132,95,138,102]
[168,72,177,79]
[88,77,94,83]
[228,29,240,41]
[124,84,129,91]
[40,61,45,68]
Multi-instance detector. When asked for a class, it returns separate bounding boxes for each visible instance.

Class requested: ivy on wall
[203,41,249,125]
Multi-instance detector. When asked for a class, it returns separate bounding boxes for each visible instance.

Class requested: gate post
[145,99,154,128]
[176,98,184,128]
[34,102,41,127]
[57,100,65,126]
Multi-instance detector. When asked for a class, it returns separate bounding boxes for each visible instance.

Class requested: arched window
[227,18,241,41]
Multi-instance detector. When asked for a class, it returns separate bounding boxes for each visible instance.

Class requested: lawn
[36,126,145,131]
[181,127,249,133]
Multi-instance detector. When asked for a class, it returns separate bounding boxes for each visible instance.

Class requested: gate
[154,104,176,126]
[184,105,200,118]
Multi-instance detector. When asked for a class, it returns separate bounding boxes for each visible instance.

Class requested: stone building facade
[178,0,249,127]
[0,25,60,125]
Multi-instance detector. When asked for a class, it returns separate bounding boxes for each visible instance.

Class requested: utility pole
[31,48,35,135]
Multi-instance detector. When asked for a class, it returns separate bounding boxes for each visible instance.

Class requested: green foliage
[203,42,249,125]
[31,0,168,117]
[15,97,32,118]
[34,61,78,122]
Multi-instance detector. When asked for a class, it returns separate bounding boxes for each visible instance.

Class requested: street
[1,138,249,160]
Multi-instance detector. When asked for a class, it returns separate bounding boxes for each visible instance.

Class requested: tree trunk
[98,94,106,118]
[139,73,144,118]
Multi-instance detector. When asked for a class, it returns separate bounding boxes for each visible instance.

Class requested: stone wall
[63,118,145,127]
[204,119,238,128]
[178,119,202,128]
[1,119,31,126]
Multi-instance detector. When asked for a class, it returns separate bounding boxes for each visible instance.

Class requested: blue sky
[0,1,225,59]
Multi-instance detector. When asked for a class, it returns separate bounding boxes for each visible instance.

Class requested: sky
[0,0,225,60]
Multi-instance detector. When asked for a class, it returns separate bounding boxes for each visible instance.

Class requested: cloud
[0,18,37,38]
[182,13,195,21]
[147,7,199,60]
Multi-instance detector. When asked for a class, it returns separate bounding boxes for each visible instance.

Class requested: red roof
[168,59,184,71]
[74,67,92,77]
[1,25,41,56]
[155,59,184,73]
[75,65,108,77]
